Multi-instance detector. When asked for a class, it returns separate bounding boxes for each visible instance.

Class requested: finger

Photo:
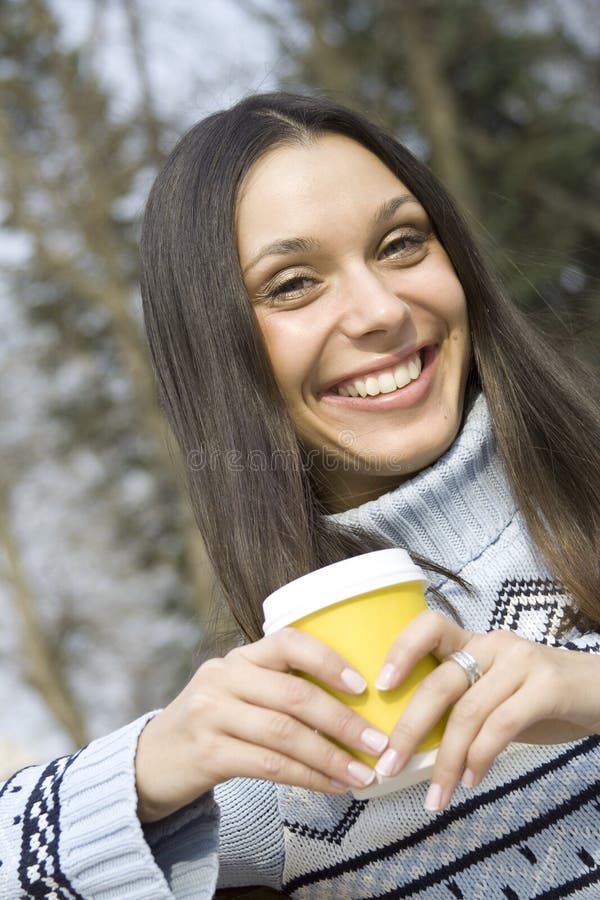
[463,683,560,790]
[212,734,353,794]
[377,634,494,765]
[219,699,378,790]
[234,628,368,695]
[375,610,469,691]
[435,631,556,797]
[424,649,560,811]
[425,667,524,809]
[375,645,491,779]
[232,665,389,760]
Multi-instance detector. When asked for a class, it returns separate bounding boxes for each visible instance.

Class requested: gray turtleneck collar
[330,392,518,587]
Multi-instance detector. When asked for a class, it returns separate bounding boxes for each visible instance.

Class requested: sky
[51,0,281,123]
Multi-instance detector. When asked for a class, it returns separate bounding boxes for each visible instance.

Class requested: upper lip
[320,344,429,394]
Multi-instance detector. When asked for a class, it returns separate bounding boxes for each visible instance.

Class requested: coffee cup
[262,548,446,799]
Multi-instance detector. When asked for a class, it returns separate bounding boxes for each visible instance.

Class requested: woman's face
[236,134,471,510]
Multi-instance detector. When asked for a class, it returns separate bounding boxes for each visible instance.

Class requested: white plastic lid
[262,548,428,635]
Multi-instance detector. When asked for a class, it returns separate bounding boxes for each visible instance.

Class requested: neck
[318,472,413,515]
[329,392,517,586]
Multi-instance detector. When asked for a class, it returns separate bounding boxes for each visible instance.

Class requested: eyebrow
[242,237,319,276]
[373,194,418,227]
[242,193,419,276]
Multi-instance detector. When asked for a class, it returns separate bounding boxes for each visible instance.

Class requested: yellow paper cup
[262,549,446,799]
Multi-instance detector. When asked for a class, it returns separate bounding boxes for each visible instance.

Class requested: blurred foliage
[260,0,600,363]
[0,0,217,747]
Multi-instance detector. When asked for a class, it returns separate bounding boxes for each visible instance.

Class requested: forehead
[236,134,413,251]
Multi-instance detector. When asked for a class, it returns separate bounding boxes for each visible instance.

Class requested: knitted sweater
[1,393,599,899]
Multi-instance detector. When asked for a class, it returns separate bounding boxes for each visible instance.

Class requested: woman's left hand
[374,610,600,811]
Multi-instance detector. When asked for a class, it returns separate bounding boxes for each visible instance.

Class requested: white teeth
[408,355,422,380]
[393,364,411,389]
[333,351,423,398]
[378,372,397,393]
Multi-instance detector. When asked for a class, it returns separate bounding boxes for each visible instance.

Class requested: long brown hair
[141,92,599,642]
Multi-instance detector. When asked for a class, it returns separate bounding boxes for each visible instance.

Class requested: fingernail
[361,728,389,755]
[461,768,476,788]
[424,782,442,811]
[375,748,399,777]
[341,667,367,694]
[347,760,376,786]
[375,663,397,691]
[330,778,349,791]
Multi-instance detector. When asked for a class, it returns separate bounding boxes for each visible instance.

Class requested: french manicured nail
[361,728,389,755]
[424,782,443,811]
[375,663,397,690]
[461,768,476,788]
[375,748,399,777]
[341,667,367,694]
[347,760,376,786]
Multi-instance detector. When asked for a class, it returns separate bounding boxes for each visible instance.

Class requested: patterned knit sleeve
[0,714,220,900]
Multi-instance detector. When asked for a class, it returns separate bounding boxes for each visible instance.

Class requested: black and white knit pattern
[18,754,84,900]
[278,570,600,898]
[489,578,566,645]
[281,737,600,899]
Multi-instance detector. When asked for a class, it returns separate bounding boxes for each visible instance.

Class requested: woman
[1,92,599,899]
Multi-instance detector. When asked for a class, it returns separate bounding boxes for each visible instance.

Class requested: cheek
[444,272,467,318]
[455,295,471,352]
[454,310,472,381]
[442,278,469,337]
[255,315,307,401]
[437,277,470,370]
[415,259,466,325]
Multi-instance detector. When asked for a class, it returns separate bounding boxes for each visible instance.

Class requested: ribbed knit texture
[1,393,599,899]
[0,713,219,899]
[215,777,285,888]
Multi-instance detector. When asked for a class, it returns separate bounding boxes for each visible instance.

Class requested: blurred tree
[0,483,87,745]
[0,0,221,748]
[258,0,600,361]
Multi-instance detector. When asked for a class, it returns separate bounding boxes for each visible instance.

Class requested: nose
[335,263,411,341]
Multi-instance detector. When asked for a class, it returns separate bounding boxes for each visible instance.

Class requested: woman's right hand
[135,628,389,822]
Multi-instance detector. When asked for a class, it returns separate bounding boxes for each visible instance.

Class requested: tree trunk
[400,6,481,221]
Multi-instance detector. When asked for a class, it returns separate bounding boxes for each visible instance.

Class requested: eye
[271,275,315,298]
[379,229,427,260]
[254,271,318,306]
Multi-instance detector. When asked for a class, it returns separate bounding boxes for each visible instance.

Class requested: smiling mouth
[329,349,426,398]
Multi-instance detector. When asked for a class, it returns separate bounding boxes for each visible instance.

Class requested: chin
[367,422,462,475]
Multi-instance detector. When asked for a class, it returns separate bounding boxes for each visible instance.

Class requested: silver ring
[444,649,482,688]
